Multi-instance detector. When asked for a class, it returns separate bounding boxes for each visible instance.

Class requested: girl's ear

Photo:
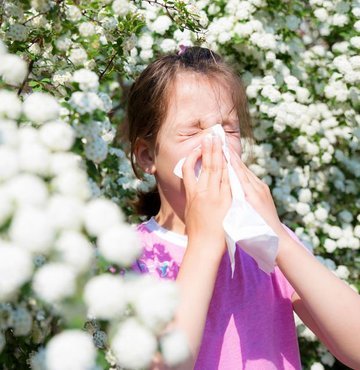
[134,138,156,175]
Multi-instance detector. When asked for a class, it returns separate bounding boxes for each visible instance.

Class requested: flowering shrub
[0,0,359,369]
[0,59,190,370]
[0,1,197,365]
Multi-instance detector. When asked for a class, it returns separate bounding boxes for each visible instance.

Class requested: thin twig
[81,10,98,24]
[99,53,117,81]
[17,59,35,96]
[23,12,47,25]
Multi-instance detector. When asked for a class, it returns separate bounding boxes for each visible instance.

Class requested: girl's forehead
[164,73,237,127]
[171,72,229,98]
[168,73,233,112]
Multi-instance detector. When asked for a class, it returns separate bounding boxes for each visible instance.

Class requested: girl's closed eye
[222,120,240,135]
[226,129,240,134]
[178,129,201,137]
[224,127,240,136]
[178,122,202,137]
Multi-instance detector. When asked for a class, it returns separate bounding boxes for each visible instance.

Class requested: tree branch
[17,59,35,96]
[99,53,117,81]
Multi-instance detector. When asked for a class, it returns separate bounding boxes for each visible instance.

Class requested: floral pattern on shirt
[137,242,180,279]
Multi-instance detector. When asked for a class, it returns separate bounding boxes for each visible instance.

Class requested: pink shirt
[134,217,303,369]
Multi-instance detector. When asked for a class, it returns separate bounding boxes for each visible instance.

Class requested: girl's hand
[228,146,287,238]
[182,134,232,257]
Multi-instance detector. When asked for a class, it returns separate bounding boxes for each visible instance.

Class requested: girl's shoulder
[133,218,185,279]
[134,218,158,242]
[135,217,188,249]
[135,218,151,234]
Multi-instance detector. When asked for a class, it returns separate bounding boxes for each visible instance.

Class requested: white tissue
[173,124,279,278]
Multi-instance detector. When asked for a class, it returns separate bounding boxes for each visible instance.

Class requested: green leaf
[28,81,39,87]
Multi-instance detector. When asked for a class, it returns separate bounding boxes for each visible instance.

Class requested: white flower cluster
[0,90,186,367]
[0,135,145,305]
[78,22,96,37]
[82,271,189,369]
[68,69,115,164]
[23,92,60,124]
[107,274,189,369]
[0,303,33,341]
[69,47,88,66]
[112,0,134,17]
[45,330,96,370]
[107,146,157,194]
[0,242,33,301]
[73,119,112,164]
[0,41,27,85]
[131,3,203,63]
[7,24,29,42]
[310,0,357,34]
[0,97,93,302]
[72,69,99,91]
[69,91,104,114]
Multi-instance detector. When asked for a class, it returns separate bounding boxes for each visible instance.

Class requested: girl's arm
[151,243,226,370]
[277,233,360,369]
[229,147,360,369]
[151,134,232,369]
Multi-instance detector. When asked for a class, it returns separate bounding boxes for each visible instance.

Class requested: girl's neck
[154,206,186,235]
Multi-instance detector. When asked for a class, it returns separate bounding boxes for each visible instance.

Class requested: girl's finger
[229,146,268,193]
[234,152,265,189]
[229,146,251,185]
[220,157,231,193]
[197,134,212,191]
[228,146,258,183]
[208,135,223,193]
[182,146,202,196]
[228,146,266,201]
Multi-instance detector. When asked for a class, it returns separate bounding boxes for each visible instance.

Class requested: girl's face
[149,72,242,221]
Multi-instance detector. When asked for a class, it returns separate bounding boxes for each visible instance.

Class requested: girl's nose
[206,124,226,141]
[202,123,222,137]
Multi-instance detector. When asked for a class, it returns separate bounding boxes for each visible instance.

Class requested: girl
[122,46,360,369]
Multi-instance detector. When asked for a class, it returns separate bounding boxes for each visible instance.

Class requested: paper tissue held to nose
[173,124,279,278]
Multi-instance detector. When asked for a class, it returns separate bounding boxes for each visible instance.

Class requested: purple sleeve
[130,260,143,273]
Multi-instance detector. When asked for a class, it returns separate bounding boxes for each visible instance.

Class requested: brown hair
[119,46,254,218]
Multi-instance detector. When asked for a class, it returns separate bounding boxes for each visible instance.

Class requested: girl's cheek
[179,135,203,154]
